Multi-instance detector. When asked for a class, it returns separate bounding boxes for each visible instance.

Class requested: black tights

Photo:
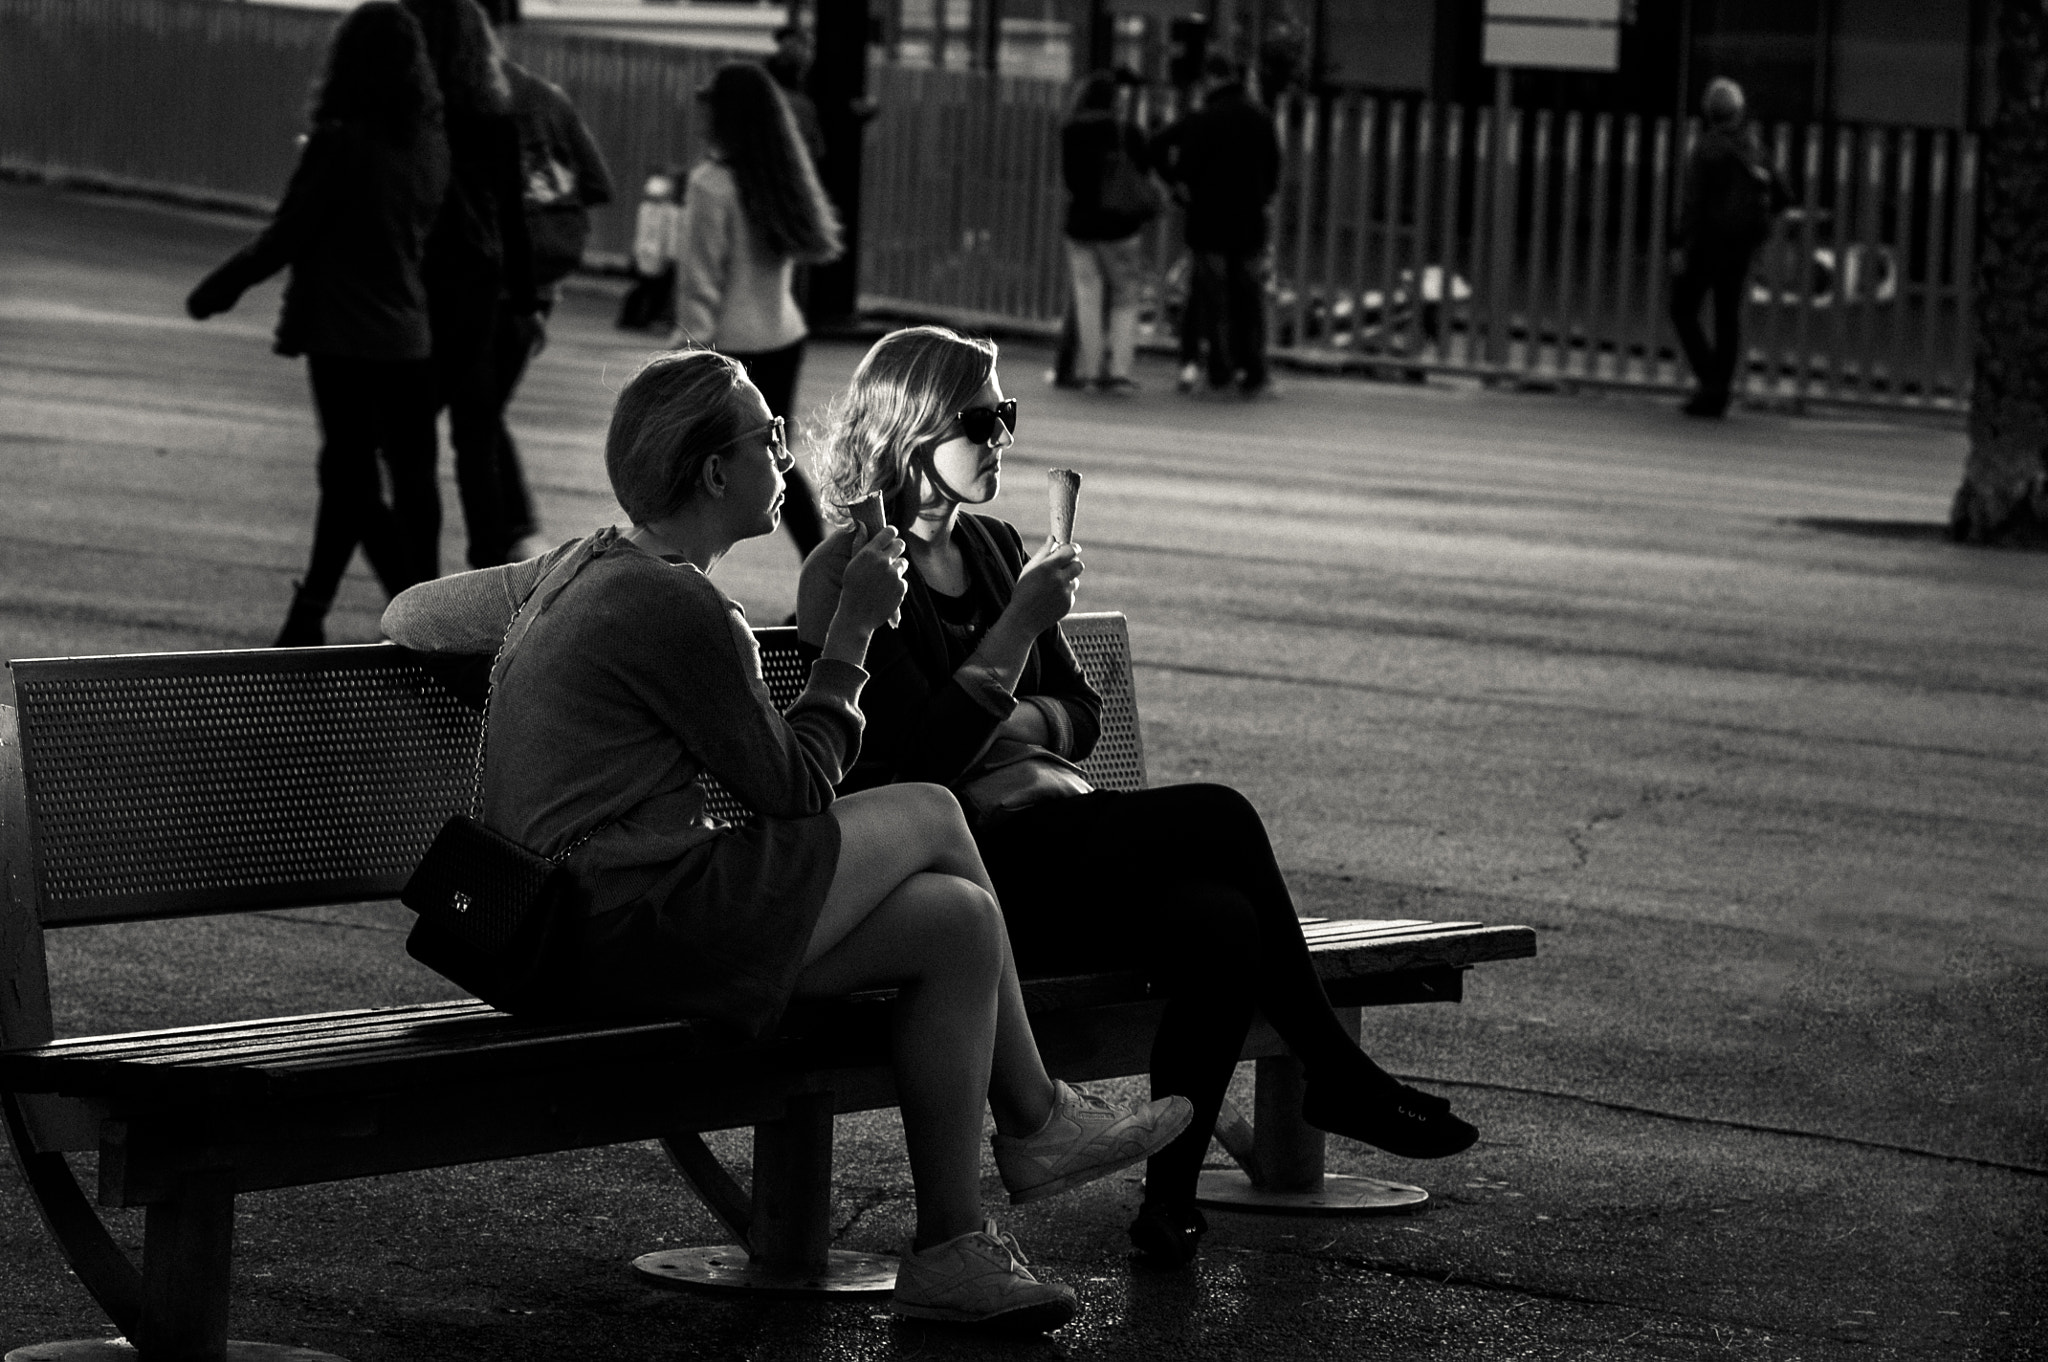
[303,355,438,600]
[976,784,1390,1204]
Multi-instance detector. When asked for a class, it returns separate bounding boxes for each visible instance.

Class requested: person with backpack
[482,0,613,554]
[1059,70,1161,393]
[1669,78,1790,419]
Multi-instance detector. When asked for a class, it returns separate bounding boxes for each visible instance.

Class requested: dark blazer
[800,514,1102,794]
[1676,123,1790,266]
[1149,83,1281,254]
[1061,110,1153,242]
[195,118,449,360]
[425,108,540,313]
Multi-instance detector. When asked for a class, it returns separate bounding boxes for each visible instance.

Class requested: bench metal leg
[2,1096,345,1362]
[1196,1011,1431,1217]
[633,1092,896,1296]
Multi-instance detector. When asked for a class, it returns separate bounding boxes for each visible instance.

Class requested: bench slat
[0,924,1534,1107]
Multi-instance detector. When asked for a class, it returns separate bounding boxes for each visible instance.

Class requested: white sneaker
[890,1219,1077,1331]
[991,1081,1193,1204]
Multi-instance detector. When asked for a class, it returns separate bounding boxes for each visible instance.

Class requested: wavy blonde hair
[814,326,998,530]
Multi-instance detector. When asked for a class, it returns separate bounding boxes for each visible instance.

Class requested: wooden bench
[0,613,1535,1360]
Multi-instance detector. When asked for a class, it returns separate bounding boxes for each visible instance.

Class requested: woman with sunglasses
[383,348,1188,1332]
[798,326,1479,1269]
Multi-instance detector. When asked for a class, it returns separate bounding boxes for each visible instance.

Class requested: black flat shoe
[1130,1199,1207,1267]
[1302,1079,1478,1159]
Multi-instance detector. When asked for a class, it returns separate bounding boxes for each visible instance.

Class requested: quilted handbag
[401,541,605,1015]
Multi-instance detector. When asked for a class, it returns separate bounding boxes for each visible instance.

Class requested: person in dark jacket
[404,0,541,570]
[801,327,1481,1270]
[187,1,450,646]
[482,0,614,554]
[1150,56,1281,396]
[1669,78,1790,418]
[1059,71,1156,392]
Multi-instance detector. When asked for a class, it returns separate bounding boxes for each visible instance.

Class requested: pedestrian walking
[671,61,840,560]
[186,1,449,646]
[618,167,682,330]
[403,0,541,571]
[1669,78,1789,418]
[481,0,613,556]
[1150,56,1280,397]
[1059,71,1162,393]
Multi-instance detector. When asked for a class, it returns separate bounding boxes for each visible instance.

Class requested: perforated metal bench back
[9,614,1141,927]
[10,648,476,926]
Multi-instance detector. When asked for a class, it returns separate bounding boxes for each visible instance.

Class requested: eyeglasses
[956,399,1018,447]
[713,416,793,470]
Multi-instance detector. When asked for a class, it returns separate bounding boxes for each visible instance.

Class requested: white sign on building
[1483,0,1623,73]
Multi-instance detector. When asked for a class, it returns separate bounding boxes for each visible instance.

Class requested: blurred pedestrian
[482,0,613,555]
[764,23,825,321]
[1060,70,1161,393]
[618,167,682,330]
[1669,78,1789,418]
[765,24,826,169]
[186,0,449,646]
[403,0,541,570]
[1151,56,1279,397]
[672,61,842,560]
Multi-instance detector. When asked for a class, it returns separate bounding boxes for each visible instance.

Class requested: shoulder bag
[402,541,606,1015]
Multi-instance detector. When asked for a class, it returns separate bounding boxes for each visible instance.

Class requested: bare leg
[809,786,1057,1136]
[795,870,1000,1250]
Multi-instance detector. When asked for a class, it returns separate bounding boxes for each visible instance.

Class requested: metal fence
[0,0,727,263]
[0,0,1977,412]
[866,68,1979,412]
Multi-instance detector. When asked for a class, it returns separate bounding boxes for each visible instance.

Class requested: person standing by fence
[671,61,839,561]
[186,1,449,646]
[1059,71,1161,394]
[1150,56,1280,398]
[404,0,541,570]
[1669,78,1789,419]
[482,0,613,556]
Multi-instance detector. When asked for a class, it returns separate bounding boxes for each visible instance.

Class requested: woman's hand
[824,527,908,659]
[185,275,240,321]
[1004,539,1083,638]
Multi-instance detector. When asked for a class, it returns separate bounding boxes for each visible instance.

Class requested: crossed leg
[794,783,1058,1250]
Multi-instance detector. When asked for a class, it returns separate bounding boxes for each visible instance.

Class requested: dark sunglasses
[956,399,1018,446]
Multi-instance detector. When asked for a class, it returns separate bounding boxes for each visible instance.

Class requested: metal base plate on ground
[7,1343,346,1362]
[1195,1170,1430,1216]
[632,1244,898,1296]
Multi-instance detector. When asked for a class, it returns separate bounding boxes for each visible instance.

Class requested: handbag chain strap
[466,538,610,866]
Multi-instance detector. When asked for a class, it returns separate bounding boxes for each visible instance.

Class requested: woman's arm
[630,569,864,817]
[381,543,571,653]
[187,126,347,317]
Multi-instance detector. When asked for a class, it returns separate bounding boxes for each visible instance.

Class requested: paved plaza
[1,181,2043,1359]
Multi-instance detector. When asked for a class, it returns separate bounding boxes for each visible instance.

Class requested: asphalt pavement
[1,180,2043,1361]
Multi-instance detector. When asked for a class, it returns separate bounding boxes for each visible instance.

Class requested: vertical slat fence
[0,0,1983,414]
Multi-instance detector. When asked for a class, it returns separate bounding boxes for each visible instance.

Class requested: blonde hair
[814,326,998,530]
[605,349,750,522]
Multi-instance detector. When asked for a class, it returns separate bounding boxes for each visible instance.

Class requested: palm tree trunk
[1952,0,2048,545]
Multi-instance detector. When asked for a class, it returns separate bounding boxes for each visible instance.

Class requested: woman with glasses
[798,326,1479,1269]
[382,348,1189,1332]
